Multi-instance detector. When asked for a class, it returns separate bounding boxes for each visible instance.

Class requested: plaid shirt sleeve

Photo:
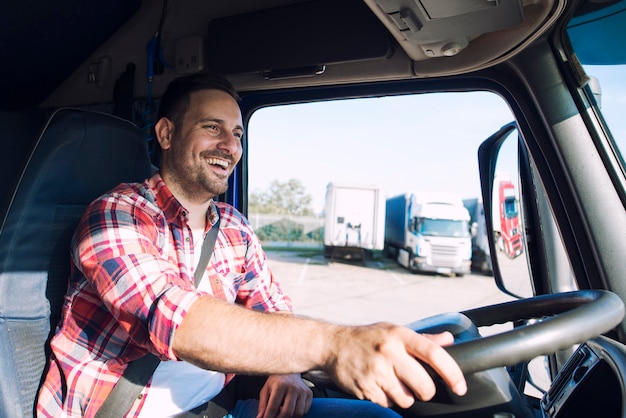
[73,190,203,359]
[37,183,205,417]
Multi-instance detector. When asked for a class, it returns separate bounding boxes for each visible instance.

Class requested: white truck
[323,183,385,260]
[385,193,472,276]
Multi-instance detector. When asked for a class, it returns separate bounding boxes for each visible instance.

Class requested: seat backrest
[0,108,153,418]
[0,109,48,220]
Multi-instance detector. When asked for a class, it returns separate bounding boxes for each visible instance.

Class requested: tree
[249,178,315,216]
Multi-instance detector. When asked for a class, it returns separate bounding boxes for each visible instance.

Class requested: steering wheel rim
[448,289,625,374]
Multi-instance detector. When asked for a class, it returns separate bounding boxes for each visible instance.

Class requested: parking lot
[265,249,517,327]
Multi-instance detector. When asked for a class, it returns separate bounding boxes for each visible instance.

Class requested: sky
[247,65,626,215]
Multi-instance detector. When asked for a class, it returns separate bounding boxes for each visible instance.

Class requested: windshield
[418,218,470,238]
[503,198,519,219]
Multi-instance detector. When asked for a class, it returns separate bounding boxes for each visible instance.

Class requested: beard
[166,141,232,203]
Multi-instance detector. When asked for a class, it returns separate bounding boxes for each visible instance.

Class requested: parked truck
[493,174,524,259]
[385,193,472,276]
[323,183,385,260]
[462,197,493,275]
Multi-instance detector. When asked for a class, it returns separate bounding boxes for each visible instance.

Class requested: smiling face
[156,89,244,204]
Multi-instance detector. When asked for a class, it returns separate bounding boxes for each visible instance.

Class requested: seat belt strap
[94,214,221,418]
[195,215,220,288]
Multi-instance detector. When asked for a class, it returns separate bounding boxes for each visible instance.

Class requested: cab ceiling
[0,0,560,111]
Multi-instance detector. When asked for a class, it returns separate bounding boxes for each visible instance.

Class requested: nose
[217,130,242,156]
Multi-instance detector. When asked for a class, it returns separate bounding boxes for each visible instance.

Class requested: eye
[200,123,221,136]
[233,130,243,139]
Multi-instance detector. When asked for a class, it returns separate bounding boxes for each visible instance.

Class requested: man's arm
[173,296,466,409]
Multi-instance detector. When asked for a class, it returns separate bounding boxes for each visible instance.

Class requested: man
[37,73,466,417]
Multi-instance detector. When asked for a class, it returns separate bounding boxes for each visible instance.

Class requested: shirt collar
[148,171,218,232]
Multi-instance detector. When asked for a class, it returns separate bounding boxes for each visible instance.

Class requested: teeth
[206,157,229,168]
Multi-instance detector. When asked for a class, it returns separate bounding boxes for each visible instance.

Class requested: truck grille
[431,244,463,267]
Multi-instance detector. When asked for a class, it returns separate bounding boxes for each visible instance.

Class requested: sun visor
[207,0,394,76]
[567,1,626,65]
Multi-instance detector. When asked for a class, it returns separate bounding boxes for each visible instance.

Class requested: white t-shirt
[137,361,226,417]
[138,229,226,417]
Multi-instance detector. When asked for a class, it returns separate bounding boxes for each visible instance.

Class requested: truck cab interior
[1,0,626,417]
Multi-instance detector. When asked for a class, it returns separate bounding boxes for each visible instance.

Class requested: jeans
[226,398,402,418]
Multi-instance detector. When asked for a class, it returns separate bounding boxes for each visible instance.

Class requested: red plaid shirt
[37,173,292,417]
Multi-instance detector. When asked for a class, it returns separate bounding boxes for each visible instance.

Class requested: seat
[0,108,153,417]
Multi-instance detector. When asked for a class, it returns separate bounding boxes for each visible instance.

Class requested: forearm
[173,295,340,374]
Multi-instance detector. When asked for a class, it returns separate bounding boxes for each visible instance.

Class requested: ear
[155,118,174,150]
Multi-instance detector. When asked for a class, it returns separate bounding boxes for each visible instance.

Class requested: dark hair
[151,73,239,166]
[157,72,240,127]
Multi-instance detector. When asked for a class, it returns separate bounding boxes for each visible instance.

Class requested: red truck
[493,178,524,259]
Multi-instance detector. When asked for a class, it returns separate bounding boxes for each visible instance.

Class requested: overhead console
[374,0,523,58]
[363,0,561,77]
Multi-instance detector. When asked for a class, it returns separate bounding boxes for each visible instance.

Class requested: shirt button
[185,237,190,242]
[137,393,143,400]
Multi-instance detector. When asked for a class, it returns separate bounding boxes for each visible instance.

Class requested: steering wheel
[447,289,624,374]
[304,289,624,396]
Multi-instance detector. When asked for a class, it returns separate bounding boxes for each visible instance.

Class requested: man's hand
[325,323,467,409]
[256,374,313,418]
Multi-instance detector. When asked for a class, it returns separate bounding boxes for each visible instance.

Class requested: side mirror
[478,122,533,298]
[588,75,602,108]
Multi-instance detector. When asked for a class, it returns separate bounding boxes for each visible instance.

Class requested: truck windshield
[419,218,470,238]
[503,198,519,219]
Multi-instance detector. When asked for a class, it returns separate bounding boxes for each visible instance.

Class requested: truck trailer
[323,183,385,260]
[385,193,472,276]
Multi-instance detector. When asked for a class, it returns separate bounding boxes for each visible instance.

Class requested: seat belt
[95,214,221,418]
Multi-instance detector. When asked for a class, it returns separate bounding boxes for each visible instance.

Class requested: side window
[247,91,522,327]
[581,65,626,168]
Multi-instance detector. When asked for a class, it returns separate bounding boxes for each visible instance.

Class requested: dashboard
[541,337,624,418]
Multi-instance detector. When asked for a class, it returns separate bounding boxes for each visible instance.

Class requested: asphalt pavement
[265,249,516,327]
